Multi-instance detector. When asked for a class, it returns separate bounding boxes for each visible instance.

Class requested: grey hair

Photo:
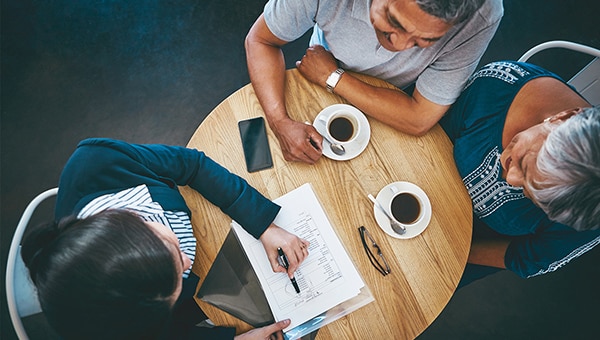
[414,0,485,24]
[529,106,600,231]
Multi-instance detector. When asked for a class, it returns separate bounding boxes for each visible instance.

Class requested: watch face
[327,69,343,87]
[326,74,337,87]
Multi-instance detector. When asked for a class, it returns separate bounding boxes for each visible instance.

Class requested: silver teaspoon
[368,194,406,235]
[319,132,346,156]
[305,121,346,156]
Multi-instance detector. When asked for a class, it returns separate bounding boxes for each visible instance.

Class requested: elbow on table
[410,125,434,137]
[244,32,255,51]
[390,120,437,137]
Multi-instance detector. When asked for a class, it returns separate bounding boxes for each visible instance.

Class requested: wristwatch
[326,68,345,93]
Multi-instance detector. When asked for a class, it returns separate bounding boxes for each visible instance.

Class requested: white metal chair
[6,187,58,340]
[518,40,600,105]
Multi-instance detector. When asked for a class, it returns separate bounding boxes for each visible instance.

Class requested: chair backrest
[518,40,600,105]
[6,187,58,340]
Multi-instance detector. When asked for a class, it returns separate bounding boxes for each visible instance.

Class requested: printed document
[231,183,365,332]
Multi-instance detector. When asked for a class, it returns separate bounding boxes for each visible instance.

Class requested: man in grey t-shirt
[246,0,503,164]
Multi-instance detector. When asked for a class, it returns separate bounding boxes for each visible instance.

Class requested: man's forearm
[333,73,449,136]
[245,20,289,127]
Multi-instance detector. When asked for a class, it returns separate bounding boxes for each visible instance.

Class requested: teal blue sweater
[56,138,280,239]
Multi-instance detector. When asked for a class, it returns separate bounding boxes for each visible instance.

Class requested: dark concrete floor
[2,0,599,339]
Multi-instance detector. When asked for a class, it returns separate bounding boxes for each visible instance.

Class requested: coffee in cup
[388,187,423,226]
[329,116,354,141]
[319,110,360,143]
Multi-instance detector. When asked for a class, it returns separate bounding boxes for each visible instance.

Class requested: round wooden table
[182,69,472,339]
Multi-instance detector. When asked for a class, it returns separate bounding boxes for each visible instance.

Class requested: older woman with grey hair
[440,61,600,285]
[529,106,600,232]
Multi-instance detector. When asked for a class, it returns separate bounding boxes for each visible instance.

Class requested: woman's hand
[259,224,310,277]
[234,319,290,340]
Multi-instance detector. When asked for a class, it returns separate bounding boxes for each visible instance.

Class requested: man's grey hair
[529,106,600,231]
[415,0,485,24]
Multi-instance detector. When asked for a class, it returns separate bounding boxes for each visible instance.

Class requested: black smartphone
[238,117,273,173]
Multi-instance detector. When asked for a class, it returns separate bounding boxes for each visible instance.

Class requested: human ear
[549,107,583,123]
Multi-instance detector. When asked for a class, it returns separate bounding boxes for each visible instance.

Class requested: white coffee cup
[318,110,360,144]
[388,186,425,227]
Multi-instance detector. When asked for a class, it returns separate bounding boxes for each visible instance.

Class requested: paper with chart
[231,183,365,332]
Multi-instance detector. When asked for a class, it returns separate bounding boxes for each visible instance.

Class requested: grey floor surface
[2,0,599,339]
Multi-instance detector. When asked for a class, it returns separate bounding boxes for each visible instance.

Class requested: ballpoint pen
[277,247,301,294]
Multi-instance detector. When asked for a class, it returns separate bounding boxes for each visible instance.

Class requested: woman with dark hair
[21,138,308,339]
[439,61,600,285]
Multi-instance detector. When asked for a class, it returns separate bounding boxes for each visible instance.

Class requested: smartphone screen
[238,117,273,173]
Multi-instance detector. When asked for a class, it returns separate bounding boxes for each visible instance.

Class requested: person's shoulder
[77,137,130,150]
[73,138,148,163]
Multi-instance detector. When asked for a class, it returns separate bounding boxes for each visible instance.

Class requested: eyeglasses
[358,226,391,276]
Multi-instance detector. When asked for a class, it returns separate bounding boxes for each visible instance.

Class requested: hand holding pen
[259,224,310,280]
[278,247,301,293]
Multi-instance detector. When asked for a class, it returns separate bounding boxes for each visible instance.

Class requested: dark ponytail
[21,209,179,339]
[21,216,79,284]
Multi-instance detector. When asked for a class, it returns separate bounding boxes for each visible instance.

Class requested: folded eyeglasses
[358,226,391,276]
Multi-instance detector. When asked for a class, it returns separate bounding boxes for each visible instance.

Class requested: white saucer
[373,182,432,239]
[313,104,370,161]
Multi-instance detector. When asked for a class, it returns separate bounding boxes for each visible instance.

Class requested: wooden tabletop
[182,69,472,339]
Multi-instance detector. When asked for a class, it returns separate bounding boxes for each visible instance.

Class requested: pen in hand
[277,247,301,294]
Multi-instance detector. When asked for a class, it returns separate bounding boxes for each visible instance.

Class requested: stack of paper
[231,183,371,337]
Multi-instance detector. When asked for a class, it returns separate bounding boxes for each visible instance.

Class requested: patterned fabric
[79,184,195,278]
[463,146,524,219]
[464,61,530,88]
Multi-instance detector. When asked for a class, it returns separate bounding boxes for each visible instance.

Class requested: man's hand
[234,319,291,340]
[259,224,310,277]
[271,117,323,164]
[296,45,339,87]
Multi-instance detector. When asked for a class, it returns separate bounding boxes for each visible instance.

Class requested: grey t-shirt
[264,0,503,105]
